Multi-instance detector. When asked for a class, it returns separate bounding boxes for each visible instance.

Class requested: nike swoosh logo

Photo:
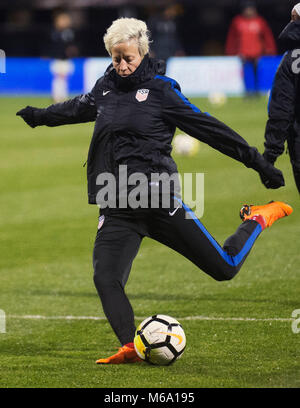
[103,90,111,96]
[169,206,180,216]
[158,332,183,345]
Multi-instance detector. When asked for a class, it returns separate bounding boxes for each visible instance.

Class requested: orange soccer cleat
[96,344,142,364]
[240,201,293,229]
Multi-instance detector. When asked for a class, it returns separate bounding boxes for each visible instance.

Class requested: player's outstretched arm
[16,92,97,128]
[159,79,284,189]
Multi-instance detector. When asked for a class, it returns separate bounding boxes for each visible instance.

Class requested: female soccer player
[17,18,292,364]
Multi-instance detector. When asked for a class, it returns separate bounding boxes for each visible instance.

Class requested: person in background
[48,11,79,102]
[225,0,277,96]
[262,3,300,194]
[148,4,185,63]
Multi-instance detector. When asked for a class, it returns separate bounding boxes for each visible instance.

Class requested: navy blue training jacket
[31,55,279,204]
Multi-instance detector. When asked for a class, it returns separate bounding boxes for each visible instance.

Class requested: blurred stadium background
[0,0,298,97]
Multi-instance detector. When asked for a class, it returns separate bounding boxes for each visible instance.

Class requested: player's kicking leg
[148,199,293,282]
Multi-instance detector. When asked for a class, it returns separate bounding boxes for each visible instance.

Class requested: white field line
[7,315,293,322]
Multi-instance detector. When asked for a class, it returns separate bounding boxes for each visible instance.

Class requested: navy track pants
[93,201,262,345]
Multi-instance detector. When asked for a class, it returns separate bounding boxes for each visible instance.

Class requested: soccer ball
[134,315,186,365]
[173,134,200,157]
[208,91,227,107]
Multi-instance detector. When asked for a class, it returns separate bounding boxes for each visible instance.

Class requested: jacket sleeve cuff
[32,108,47,126]
[245,147,276,177]
[263,151,277,166]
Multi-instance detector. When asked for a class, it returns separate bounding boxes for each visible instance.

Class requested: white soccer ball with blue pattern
[134,314,186,365]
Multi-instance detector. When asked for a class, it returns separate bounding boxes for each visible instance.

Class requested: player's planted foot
[240,201,293,229]
[96,343,142,364]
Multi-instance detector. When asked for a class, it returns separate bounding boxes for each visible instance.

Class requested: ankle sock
[124,342,134,349]
[249,214,266,230]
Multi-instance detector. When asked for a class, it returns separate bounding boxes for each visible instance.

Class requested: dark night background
[0,0,297,58]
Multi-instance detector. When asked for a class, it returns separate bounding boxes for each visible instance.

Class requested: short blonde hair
[103,18,150,57]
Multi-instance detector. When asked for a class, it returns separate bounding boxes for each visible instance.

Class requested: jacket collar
[104,54,166,91]
[279,20,300,49]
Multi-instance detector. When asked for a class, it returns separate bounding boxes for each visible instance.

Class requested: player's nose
[119,59,128,71]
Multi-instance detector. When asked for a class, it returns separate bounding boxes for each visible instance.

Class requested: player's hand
[259,166,285,189]
[16,106,38,128]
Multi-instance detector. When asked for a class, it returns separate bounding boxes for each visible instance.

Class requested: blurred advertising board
[0,56,283,96]
[166,56,245,96]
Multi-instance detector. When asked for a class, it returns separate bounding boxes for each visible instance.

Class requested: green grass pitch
[0,96,299,388]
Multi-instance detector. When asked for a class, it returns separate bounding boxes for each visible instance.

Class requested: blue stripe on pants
[174,197,262,267]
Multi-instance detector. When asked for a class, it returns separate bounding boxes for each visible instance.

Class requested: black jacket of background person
[264,20,300,191]
[28,55,283,204]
